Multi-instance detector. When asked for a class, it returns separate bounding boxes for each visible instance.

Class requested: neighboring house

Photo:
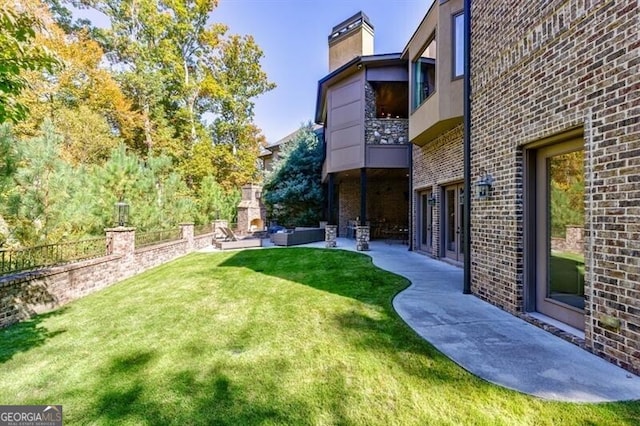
[315,12,411,238]
[403,0,465,263]
[469,1,639,374]
[259,125,323,172]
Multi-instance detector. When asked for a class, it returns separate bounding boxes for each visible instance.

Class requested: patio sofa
[270,227,325,246]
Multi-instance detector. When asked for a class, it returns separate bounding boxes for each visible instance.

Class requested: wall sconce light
[115,200,129,227]
[476,169,494,199]
[427,194,436,206]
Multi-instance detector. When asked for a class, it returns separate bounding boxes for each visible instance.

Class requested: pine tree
[263,124,323,227]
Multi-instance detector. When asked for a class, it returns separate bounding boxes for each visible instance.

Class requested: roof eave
[315,53,405,124]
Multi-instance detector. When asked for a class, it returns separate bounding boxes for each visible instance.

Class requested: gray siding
[326,73,364,172]
[366,66,408,82]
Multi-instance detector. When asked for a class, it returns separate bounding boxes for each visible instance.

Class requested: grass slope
[1,248,638,425]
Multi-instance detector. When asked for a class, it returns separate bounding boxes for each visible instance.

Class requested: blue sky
[77,0,433,143]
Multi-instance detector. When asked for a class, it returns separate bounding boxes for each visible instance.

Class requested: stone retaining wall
[0,224,214,328]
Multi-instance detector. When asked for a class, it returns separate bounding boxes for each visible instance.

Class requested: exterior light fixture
[115,200,129,227]
[427,194,436,206]
[476,169,494,199]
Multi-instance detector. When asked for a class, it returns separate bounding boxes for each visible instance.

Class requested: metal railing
[194,224,213,236]
[0,237,107,276]
[135,228,182,249]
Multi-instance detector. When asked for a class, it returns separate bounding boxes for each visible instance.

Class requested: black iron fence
[0,237,107,276]
[194,224,213,236]
[135,228,182,249]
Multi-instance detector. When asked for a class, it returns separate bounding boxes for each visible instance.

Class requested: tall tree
[3,121,80,244]
[196,176,240,224]
[83,0,274,178]
[263,124,323,227]
[14,10,141,164]
[0,4,57,123]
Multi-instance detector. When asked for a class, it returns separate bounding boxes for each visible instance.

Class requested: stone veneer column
[105,227,136,258]
[355,225,370,251]
[180,223,194,250]
[325,225,337,248]
[105,227,136,279]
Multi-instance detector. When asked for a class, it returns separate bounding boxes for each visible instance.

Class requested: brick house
[259,125,323,172]
[315,12,411,238]
[320,1,638,374]
[403,0,465,263]
[469,0,640,374]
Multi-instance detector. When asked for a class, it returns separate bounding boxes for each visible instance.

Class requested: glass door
[420,191,433,252]
[535,140,585,330]
[444,183,464,261]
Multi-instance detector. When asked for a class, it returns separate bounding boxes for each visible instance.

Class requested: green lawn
[1,248,637,425]
[550,251,585,304]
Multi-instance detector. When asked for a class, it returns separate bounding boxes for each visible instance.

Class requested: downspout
[328,173,335,224]
[360,168,367,225]
[463,0,472,294]
[408,145,414,251]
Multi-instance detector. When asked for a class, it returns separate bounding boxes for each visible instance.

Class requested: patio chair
[220,227,238,242]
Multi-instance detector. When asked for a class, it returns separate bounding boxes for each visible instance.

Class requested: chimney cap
[328,11,373,43]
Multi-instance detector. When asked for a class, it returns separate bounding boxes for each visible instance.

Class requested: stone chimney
[328,11,374,72]
[236,184,266,234]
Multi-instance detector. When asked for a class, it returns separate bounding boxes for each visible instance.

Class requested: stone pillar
[325,225,337,248]
[105,227,136,280]
[105,227,136,258]
[356,225,370,251]
[180,223,194,250]
[566,226,584,254]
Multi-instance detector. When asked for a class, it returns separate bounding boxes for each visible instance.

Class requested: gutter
[463,0,472,294]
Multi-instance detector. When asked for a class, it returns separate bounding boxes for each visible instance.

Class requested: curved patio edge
[284,238,640,403]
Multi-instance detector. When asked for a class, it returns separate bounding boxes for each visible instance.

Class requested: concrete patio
[263,238,640,403]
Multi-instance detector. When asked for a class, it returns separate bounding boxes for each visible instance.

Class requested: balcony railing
[365,118,409,145]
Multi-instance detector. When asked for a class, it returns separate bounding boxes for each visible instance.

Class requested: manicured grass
[1,248,638,425]
[550,251,585,295]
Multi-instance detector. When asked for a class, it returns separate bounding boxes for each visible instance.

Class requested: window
[371,81,408,119]
[453,12,464,78]
[525,137,585,330]
[412,35,436,109]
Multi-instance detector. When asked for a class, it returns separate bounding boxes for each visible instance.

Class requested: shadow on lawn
[219,248,457,377]
[219,248,407,306]
[0,307,68,363]
[85,348,342,425]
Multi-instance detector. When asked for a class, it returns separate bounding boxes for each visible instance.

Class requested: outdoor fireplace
[236,184,267,234]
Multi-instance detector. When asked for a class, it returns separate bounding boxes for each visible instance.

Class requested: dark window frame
[452,10,465,80]
[411,32,437,111]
